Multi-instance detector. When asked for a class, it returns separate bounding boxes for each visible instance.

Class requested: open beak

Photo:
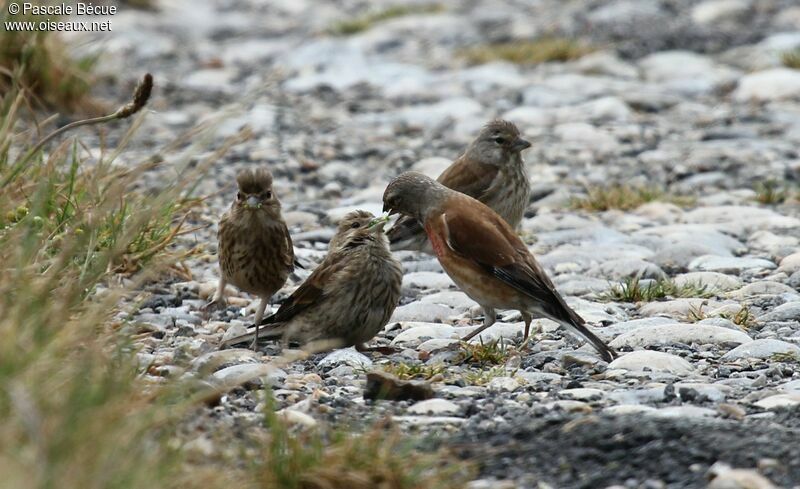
[511,137,532,152]
[245,195,261,209]
[382,203,398,216]
[368,214,390,231]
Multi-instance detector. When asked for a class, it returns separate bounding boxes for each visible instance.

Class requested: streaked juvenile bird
[220,210,403,352]
[383,172,617,362]
[388,119,531,253]
[208,167,295,349]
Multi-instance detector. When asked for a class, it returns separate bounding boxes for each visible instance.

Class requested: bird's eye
[264,191,273,199]
[493,136,506,145]
[350,222,361,229]
[237,192,244,200]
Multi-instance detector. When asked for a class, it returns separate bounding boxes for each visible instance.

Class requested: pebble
[610,323,752,349]
[721,339,800,361]
[608,351,695,375]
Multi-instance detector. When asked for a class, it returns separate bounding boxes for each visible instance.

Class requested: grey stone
[608,350,694,375]
[610,323,751,349]
[722,339,800,360]
[689,255,776,273]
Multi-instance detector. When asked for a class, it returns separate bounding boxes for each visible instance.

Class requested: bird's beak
[382,203,397,216]
[512,137,532,152]
[245,195,261,209]
[368,214,390,231]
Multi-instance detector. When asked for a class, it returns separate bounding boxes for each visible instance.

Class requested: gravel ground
[67,0,800,487]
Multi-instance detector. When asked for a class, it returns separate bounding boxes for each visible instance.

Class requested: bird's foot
[201,297,226,313]
[356,344,400,355]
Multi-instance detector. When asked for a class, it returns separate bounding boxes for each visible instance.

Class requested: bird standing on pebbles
[383,172,617,362]
[221,210,403,352]
[208,167,295,349]
[388,119,531,253]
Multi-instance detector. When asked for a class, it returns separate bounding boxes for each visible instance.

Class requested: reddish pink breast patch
[425,223,446,258]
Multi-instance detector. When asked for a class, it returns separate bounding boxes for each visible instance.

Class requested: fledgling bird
[220,210,403,352]
[388,119,531,253]
[383,172,617,362]
[208,167,295,348]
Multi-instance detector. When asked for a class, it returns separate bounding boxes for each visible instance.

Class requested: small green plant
[686,303,707,323]
[462,37,593,65]
[329,4,444,35]
[457,338,512,366]
[781,49,800,69]
[601,276,711,303]
[571,185,694,212]
[719,305,756,329]
[381,362,446,381]
[754,180,790,205]
[771,352,800,363]
[463,366,511,386]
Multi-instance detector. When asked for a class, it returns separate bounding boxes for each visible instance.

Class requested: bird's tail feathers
[557,319,617,363]
[219,323,286,349]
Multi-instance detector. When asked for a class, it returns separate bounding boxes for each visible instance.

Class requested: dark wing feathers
[437,156,499,201]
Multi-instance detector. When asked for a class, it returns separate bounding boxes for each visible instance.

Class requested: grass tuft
[601,276,711,303]
[781,49,800,69]
[258,408,472,489]
[463,366,511,386]
[571,185,694,212]
[458,338,512,366]
[381,362,446,381]
[329,4,444,35]
[754,180,791,205]
[462,37,593,65]
[0,9,95,111]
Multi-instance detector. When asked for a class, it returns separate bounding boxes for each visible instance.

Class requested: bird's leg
[461,307,496,342]
[250,297,268,351]
[519,312,536,350]
[203,277,227,311]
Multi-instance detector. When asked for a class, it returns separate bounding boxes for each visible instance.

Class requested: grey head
[383,171,451,222]
[463,119,531,166]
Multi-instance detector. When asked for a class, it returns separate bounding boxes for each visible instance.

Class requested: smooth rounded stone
[778,252,800,274]
[417,338,460,353]
[487,376,521,392]
[595,317,675,341]
[568,297,626,324]
[533,225,628,248]
[608,350,694,375]
[391,323,457,346]
[721,339,800,360]
[754,394,800,410]
[636,225,745,256]
[419,290,477,312]
[779,379,800,393]
[221,323,248,343]
[392,415,465,426]
[691,0,750,24]
[407,398,460,416]
[603,404,658,416]
[553,122,619,154]
[683,206,800,234]
[554,277,610,296]
[517,371,562,385]
[390,302,453,323]
[542,400,592,413]
[608,386,670,405]
[673,272,742,293]
[211,363,284,388]
[639,51,737,92]
[651,243,727,272]
[758,301,800,322]
[402,272,455,291]
[707,463,777,489]
[459,322,524,343]
[318,348,373,368]
[638,299,714,318]
[728,281,798,298]
[277,409,317,428]
[733,68,800,101]
[559,388,605,401]
[675,382,730,403]
[650,406,717,419]
[697,317,744,332]
[410,157,451,177]
[522,213,598,234]
[191,348,260,374]
[747,231,799,256]
[689,255,776,273]
[589,258,665,280]
[610,323,752,349]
